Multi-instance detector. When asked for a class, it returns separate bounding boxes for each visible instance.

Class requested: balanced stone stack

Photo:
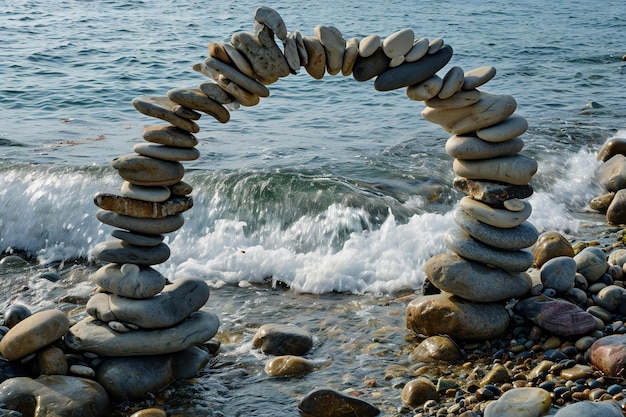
[406,71,542,340]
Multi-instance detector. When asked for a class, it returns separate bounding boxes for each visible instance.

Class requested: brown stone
[607,189,626,224]
[298,388,380,417]
[302,35,326,79]
[131,97,199,133]
[94,192,192,219]
[166,87,230,123]
[452,177,533,204]
[598,137,626,162]
[142,125,198,148]
[532,231,574,268]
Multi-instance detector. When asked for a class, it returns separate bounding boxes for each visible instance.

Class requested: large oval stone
[302,35,326,79]
[142,125,198,148]
[589,334,626,378]
[0,375,110,417]
[574,246,607,283]
[0,309,70,361]
[264,355,315,377]
[374,44,452,91]
[453,155,537,186]
[483,387,551,417]
[64,311,219,356]
[86,277,210,329]
[553,401,623,417]
[444,227,534,272]
[111,154,184,187]
[352,47,390,82]
[425,253,531,302]
[314,25,345,76]
[476,114,528,143]
[409,335,463,363]
[514,295,598,336]
[406,293,510,340]
[540,256,577,293]
[298,388,380,417]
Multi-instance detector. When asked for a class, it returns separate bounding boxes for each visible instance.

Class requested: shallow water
[2,0,626,414]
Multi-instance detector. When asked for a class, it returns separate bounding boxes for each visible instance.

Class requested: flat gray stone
[198,81,234,105]
[131,97,199,133]
[444,227,534,272]
[92,263,166,299]
[65,311,220,356]
[454,208,538,250]
[86,277,210,329]
[111,154,184,187]
[453,155,537,186]
[453,177,534,204]
[445,134,524,160]
[405,37,429,62]
[142,125,198,148]
[91,240,170,266]
[476,114,528,143]
[133,143,199,162]
[111,230,164,247]
[425,253,531,302]
[358,34,381,57]
[166,87,230,123]
[374,44,452,91]
[96,209,184,235]
[204,57,270,97]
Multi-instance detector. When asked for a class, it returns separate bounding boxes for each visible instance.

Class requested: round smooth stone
[438,66,465,99]
[476,114,529,142]
[405,37,429,62]
[358,34,381,57]
[454,208,538,250]
[90,240,170,266]
[142,125,198,148]
[401,377,438,407]
[444,227,534,272]
[314,25,345,76]
[598,136,626,162]
[483,387,551,417]
[532,231,575,268]
[133,143,199,162]
[302,35,326,79]
[406,75,443,101]
[445,134,523,160]
[264,355,315,377]
[427,37,444,54]
[298,388,380,417]
[382,28,414,59]
[3,304,32,328]
[462,65,496,90]
[540,256,577,293]
[574,246,607,283]
[453,155,538,186]
[96,209,185,235]
[389,55,405,67]
[120,181,170,203]
[252,324,313,356]
[406,293,510,340]
[69,364,96,378]
[594,285,626,311]
[504,198,525,211]
[460,196,532,228]
[168,181,193,196]
[341,37,359,76]
[92,263,166,299]
[111,230,164,247]
[111,154,184,187]
[131,97,199,133]
[204,57,269,97]
[0,309,70,361]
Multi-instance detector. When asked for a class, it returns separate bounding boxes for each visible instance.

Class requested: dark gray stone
[352,48,390,82]
[90,240,170,266]
[454,208,538,250]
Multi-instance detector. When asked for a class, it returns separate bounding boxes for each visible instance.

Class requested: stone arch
[79,4,541,362]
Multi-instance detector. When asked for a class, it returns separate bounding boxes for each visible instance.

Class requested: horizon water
[1,0,626,415]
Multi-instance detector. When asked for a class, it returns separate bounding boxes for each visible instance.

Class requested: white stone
[382,28,414,59]
[484,387,551,417]
[120,181,170,203]
[358,34,381,57]
[427,37,444,54]
[460,196,532,228]
[406,75,443,101]
[462,65,496,90]
[405,37,429,62]
[453,154,537,185]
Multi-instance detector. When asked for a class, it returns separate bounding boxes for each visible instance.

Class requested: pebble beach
[2,0,626,416]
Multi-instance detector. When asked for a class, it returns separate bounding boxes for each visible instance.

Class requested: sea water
[1,0,626,414]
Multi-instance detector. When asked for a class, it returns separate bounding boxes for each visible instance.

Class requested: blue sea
[1,0,626,415]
